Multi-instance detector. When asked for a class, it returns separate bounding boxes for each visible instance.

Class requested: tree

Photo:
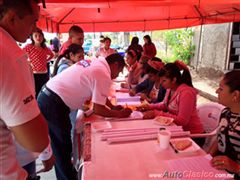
[161,28,195,64]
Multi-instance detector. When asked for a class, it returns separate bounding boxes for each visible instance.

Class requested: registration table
[75,114,217,180]
[74,89,231,179]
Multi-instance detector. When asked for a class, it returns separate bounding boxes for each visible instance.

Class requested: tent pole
[193,5,204,72]
[57,23,60,34]
[51,20,53,33]
[45,18,48,32]
[41,0,46,9]
[225,23,233,70]
[196,24,202,72]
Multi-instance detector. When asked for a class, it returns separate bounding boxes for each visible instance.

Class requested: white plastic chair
[197,102,225,151]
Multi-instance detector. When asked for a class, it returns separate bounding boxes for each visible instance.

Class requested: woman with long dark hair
[52,43,84,76]
[129,57,166,103]
[210,70,240,179]
[127,36,143,60]
[141,60,205,146]
[143,35,157,59]
[23,28,54,96]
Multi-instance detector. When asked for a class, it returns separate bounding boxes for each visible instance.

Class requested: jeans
[37,88,77,180]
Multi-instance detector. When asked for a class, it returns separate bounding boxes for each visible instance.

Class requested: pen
[169,142,179,153]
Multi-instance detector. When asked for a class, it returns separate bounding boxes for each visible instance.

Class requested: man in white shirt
[37,53,132,180]
[0,0,51,179]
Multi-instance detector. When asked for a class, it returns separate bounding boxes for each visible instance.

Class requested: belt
[41,86,67,108]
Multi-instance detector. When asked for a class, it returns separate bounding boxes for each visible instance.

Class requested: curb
[197,88,218,102]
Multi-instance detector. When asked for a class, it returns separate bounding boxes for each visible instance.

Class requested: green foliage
[155,28,195,64]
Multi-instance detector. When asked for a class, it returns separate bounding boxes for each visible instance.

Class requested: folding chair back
[197,102,225,151]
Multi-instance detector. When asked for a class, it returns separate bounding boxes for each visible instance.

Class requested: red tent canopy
[38,0,240,33]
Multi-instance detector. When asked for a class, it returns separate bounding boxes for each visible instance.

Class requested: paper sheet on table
[105,111,143,121]
[117,101,142,106]
[92,121,112,132]
[166,154,233,179]
[116,93,141,105]
[116,92,140,101]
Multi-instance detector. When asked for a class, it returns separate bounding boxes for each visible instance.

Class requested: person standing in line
[23,28,54,97]
[37,53,132,180]
[95,37,117,58]
[0,0,52,179]
[209,70,240,179]
[52,44,84,76]
[127,36,143,60]
[99,35,105,48]
[143,35,157,59]
[51,36,61,54]
[59,25,84,55]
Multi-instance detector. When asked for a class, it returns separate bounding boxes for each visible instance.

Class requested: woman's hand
[140,93,148,101]
[129,89,136,96]
[143,110,155,119]
[121,82,128,88]
[211,155,240,173]
[136,103,151,112]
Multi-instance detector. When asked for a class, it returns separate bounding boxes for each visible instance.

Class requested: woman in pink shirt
[121,49,142,89]
[24,28,54,96]
[142,61,205,146]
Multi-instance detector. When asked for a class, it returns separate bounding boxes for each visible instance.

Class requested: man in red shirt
[59,25,84,55]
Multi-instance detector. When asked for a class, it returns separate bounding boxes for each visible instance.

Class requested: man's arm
[10,114,49,153]
[93,103,132,118]
[105,98,114,109]
[105,98,123,110]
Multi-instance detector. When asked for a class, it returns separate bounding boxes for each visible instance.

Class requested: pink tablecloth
[82,119,205,180]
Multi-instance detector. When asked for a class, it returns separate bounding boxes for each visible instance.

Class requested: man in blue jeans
[37,53,132,180]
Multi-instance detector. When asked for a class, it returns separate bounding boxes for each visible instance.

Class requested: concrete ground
[36,160,56,180]
[191,68,220,104]
[36,69,220,180]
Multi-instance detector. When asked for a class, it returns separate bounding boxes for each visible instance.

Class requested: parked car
[83,40,92,54]
[111,44,125,57]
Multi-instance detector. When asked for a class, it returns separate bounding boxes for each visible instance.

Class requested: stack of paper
[116,92,141,106]
[166,154,233,179]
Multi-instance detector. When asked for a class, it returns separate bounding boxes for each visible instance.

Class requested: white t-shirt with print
[0,27,40,179]
[47,57,112,110]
